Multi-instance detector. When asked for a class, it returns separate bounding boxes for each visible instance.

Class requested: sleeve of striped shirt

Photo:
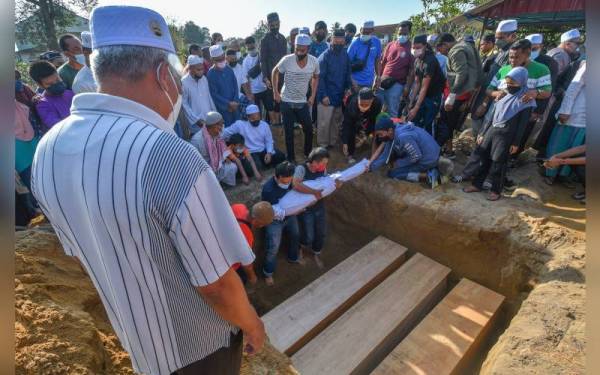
[169,165,255,286]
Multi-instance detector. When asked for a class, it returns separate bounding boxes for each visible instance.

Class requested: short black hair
[483,33,496,44]
[315,21,327,31]
[188,44,200,54]
[275,161,295,178]
[245,36,256,45]
[436,33,456,46]
[399,20,412,30]
[211,33,223,43]
[29,60,57,84]
[344,23,357,34]
[226,49,236,56]
[227,133,245,146]
[510,39,532,52]
[58,34,76,52]
[307,147,330,163]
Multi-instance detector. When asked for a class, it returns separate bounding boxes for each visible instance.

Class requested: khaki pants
[317,104,343,147]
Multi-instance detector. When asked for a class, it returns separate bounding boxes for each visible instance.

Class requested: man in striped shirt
[31,5,264,375]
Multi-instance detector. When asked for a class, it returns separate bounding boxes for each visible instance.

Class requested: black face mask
[46,81,66,96]
[228,61,237,67]
[270,27,279,34]
[316,32,326,42]
[332,44,343,53]
[250,119,261,127]
[193,73,203,80]
[507,85,521,95]
[296,53,307,61]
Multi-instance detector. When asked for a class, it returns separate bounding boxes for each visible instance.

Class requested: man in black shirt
[260,12,288,126]
[407,34,446,141]
[341,88,383,163]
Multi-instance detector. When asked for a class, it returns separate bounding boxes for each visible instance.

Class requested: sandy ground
[15,127,585,374]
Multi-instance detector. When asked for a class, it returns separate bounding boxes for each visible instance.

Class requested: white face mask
[361,34,372,42]
[397,35,409,43]
[277,181,291,189]
[530,49,540,60]
[157,62,182,127]
[236,51,242,60]
[75,53,86,66]
[249,50,258,57]
[216,61,227,69]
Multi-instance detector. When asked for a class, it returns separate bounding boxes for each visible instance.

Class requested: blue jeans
[263,216,300,277]
[299,203,326,255]
[388,160,438,181]
[412,95,442,137]
[377,82,404,118]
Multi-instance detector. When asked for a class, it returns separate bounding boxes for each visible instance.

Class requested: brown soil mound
[15,229,295,374]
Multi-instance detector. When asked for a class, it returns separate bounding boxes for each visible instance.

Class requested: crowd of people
[14,4,586,374]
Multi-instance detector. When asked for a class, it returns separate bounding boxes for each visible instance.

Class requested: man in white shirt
[243,36,274,120]
[226,48,252,101]
[72,31,98,94]
[31,6,264,375]
[181,55,216,135]
[272,33,320,162]
[222,105,286,169]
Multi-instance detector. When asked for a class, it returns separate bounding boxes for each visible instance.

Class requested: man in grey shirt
[272,33,320,162]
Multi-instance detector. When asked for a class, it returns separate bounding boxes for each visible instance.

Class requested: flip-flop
[487,192,501,201]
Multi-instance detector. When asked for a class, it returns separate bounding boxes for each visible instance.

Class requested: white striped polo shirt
[31,93,255,375]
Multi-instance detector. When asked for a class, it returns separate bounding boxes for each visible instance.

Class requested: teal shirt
[15,137,39,173]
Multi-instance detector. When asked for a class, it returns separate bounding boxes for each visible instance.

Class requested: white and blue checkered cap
[90,5,175,53]
[561,29,581,43]
[526,34,543,45]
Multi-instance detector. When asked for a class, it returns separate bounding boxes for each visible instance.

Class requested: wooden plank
[372,278,505,375]
[263,236,408,355]
[292,253,450,375]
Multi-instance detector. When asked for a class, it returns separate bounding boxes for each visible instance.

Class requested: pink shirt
[381,41,414,84]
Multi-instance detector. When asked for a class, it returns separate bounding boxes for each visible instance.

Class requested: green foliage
[182,21,210,45]
[330,22,341,34]
[15,0,97,51]
[15,60,36,88]
[251,20,269,45]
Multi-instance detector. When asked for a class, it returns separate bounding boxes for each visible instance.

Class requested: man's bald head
[251,201,274,228]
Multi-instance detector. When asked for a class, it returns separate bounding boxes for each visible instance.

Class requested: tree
[182,21,209,45]
[15,0,97,51]
[251,20,269,45]
[329,22,341,34]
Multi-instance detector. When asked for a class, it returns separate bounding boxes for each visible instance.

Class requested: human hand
[444,103,453,112]
[244,319,266,355]
[342,144,349,156]
[558,113,570,124]
[273,91,281,103]
[509,145,519,155]
[322,96,330,106]
[475,103,488,118]
[544,156,562,169]
[255,173,263,181]
[494,91,506,101]
[335,179,343,189]
[407,106,419,121]
[264,153,272,164]
[264,78,272,89]
[242,175,250,185]
[308,96,315,107]
[521,90,537,103]
[476,136,484,145]
[313,189,323,200]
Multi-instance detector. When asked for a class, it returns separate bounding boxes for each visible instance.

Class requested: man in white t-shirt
[243,36,274,120]
[272,33,320,162]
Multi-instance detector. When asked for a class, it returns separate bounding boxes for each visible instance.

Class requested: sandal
[462,186,481,193]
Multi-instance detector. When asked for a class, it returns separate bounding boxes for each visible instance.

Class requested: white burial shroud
[273,159,369,217]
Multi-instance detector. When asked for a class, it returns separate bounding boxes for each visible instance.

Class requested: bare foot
[487,191,501,201]
[264,276,274,286]
[462,185,481,193]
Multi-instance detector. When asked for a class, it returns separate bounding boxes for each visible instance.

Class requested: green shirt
[489,60,552,92]
[57,63,80,90]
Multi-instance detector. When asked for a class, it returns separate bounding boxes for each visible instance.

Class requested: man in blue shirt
[261,161,302,285]
[309,21,329,58]
[207,44,240,126]
[316,29,353,148]
[368,116,441,188]
[347,20,382,91]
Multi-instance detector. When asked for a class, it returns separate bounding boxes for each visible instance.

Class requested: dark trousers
[281,101,313,161]
[512,119,537,158]
[342,120,360,157]
[299,203,326,254]
[254,90,274,115]
[471,153,507,194]
[439,99,467,145]
[533,97,562,156]
[239,157,255,177]
[171,331,243,375]
[251,150,286,170]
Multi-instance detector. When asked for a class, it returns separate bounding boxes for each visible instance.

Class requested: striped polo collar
[70,92,175,134]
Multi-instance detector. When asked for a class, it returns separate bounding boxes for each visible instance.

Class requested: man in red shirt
[231,201,274,284]
[376,20,415,118]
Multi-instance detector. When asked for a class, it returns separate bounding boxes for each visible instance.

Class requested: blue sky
[97,0,425,38]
